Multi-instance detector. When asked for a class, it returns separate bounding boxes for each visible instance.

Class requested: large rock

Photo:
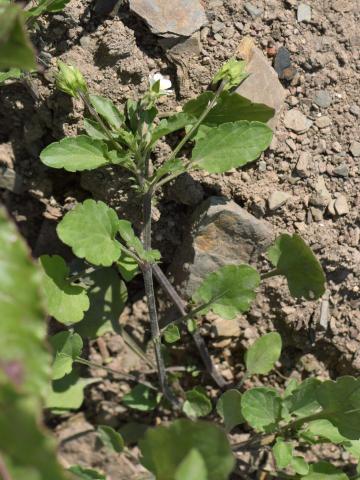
[236,37,286,130]
[170,197,274,297]
[128,0,207,38]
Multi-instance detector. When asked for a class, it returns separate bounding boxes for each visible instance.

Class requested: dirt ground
[1,0,359,478]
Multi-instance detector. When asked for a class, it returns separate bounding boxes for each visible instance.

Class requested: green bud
[56,61,87,98]
[212,58,249,90]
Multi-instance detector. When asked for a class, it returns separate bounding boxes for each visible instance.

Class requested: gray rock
[297,3,311,21]
[268,190,291,210]
[170,196,273,297]
[333,163,349,177]
[334,195,349,216]
[168,173,204,206]
[315,116,332,129]
[0,166,24,194]
[274,46,291,78]
[314,90,332,108]
[350,141,360,157]
[244,3,262,18]
[310,207,323,222]
[128,0,207,37]
[283,109,312,133]
[349,104,360,117]
[212,20,225,33]
[236,38,286,130]
[212,318,241,338]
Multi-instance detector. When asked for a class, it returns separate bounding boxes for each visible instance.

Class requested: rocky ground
[1,0,359,478]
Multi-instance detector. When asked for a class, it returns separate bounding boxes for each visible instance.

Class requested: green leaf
[0,208,49,396]
[291,456,309,475]
[74,267,127,339]
[284,378,322,417]
[267,234,326,300]
[57,200,122,267]
[191,121,272,173]
[301,461,348,479]
[241,387,282,430]
[192,264,260,320]
[164,324,181,344]
[40,135,110,172]
[40,255,90,325]
[344,439,360,459]
[183,386,212,419]
[175,449,208,480]
[50,331,83,380]
[184,91,275,125]
[152,158,186,182]
[304,419,346,444]
[139,419,235,480]
[0,67,22,83]
[273,439,292,469]
[27,0,71,16]
[122,384,158,412]
[316,376,360,440]
[245,332,282,375]
[68,466,106,479]
[89,94,124,131]
[0,4,36,70]
[83,118,108,140]
[216,389,244,432]
[118,219,161,263]
[152,112,195,144]
[116,251,139,282]
[97,425,124,453]
[46,370,97,412]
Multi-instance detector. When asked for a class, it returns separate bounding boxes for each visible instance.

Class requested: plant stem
[141,192,179,407]
[152,264,227,389]
[152,80,226,191]
[280,411,326,434]
[260,269,280,280]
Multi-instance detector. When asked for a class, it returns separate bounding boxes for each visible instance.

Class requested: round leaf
[191,121,272,173]
[192,264,260,320]
[41,255,90,325]
[216,389,244,432]
[241,387,282,430]
[57,200,122,267]
[50,331,83,380]
[139,419,235,480]
[122,384,158,412]
[267,234,326,300]
[164,324,181,344]
[245,332,282,375]
[40,135,110,172]
[291,456,309,475]
[273,439,292,469]
[183,387,212,419]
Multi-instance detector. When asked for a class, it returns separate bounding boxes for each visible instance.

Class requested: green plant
[3,58,356,480]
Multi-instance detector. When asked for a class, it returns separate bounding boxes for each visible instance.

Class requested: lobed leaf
[40,135,110,172]
[216,389,244,432]
[267,234,326,300]
[41,255,90,325]
[192,264,260,320]
[50,331,83,380]
[191,121,272,173]
[57,200,122,266]
[139,419,235,480]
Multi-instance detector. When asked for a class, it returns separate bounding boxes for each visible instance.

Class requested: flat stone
[297,3,311,22]
[314,90,332,108]
[274,46,291,78]
[310,176,331,208]
[349,105,360,117]
[236,37,286,130]
[334,195,349,215]
[170,196,273,297]
[350,141,360,157]
[283,109,312,133]
[296,152,311,177]
[244,3,262,18]
[333,163,349,177]
[0,166,24,194]
[212,20,225,33]
[213,318,241,338]
[316,116,332,129]
[268,190,291,210]
[310,207,323,222]
[128,0,207,37]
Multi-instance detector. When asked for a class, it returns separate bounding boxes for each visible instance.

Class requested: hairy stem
[152,264,227,389]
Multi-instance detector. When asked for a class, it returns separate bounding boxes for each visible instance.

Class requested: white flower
[149,72,173,94]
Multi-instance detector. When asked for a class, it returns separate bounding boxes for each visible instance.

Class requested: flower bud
[212,58,249,90]
[56,61,87,98]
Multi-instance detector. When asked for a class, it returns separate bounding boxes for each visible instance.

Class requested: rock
[334,195,349,215]
[128,0,207,38]
[332,141,342,153]
[0,166,24,194]
[350,141,360,157]
[274,46,291,77]
[212,20,225,33]
[283,109,312,133]
[310,207,323,222]
[310,176,331,208]
[93,0,118,16]
[296,152,311,177]
[244,3,262,18]
[297,3,311,22]
[349,105,360,117]
[170,196,273,297]
[268,190,291,210]
[315,116,332,129]
[236,38,286,130]
[0,143,15,169]
[314,90,332,108]
[333,163,349,177]
[212,318,241,338]
[168,173,204,206]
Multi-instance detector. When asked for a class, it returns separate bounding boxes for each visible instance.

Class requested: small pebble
[333,163,349,177]
[284,109,312,133]
[212,20,225,33]
[244,3,262,18]
[296,152,311,177]
[334,195,349,216]
[350,141,360,157]
[332,141,342,153]
[274,47,291,78]
[268,190,291,210]
[316,116,332,129]
[314,90,332,108]
[297,3,311,22]
[349,104,360,117]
